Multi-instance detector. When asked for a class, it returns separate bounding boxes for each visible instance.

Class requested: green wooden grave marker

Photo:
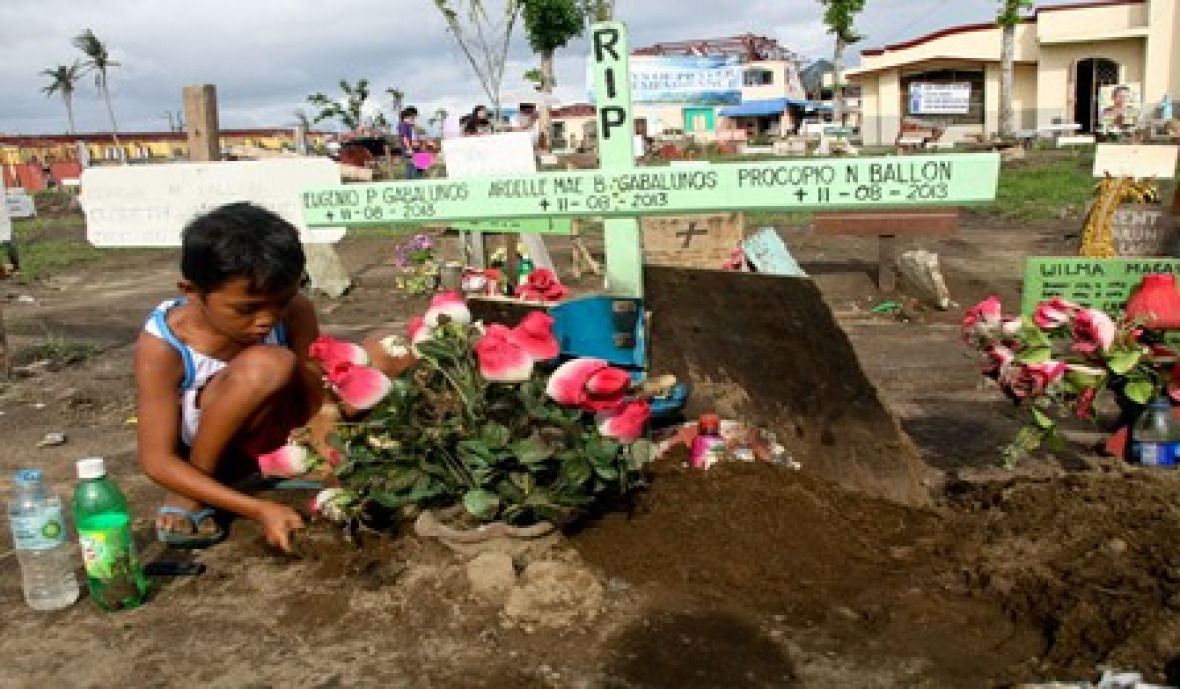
[1022,256,1180,315]
[449,218,573,235]
[301,22,1001,297]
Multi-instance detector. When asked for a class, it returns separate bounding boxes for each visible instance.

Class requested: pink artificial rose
[962,296,1003,343]
[309,335,369,371]
[425,291,472,327]
[257,443,317,477]
[474,327,533,383]
[546,358,609,406]
[982,344,1015,377]
[1000,360,1065,399]
[327,361,393,410]
[516,268,568,302]
[1071,308,1116,353]
[408,316,431,345]
[582,366,632,411]
[1033,297,1079,330]
[510,311,560,361]
[597,400,651,441]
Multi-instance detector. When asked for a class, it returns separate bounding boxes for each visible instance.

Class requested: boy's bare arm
[133,331,187,476]
[133,334,270,521]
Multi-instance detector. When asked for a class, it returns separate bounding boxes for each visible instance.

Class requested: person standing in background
[398,107,422,179]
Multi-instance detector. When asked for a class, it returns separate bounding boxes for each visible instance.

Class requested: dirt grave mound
[945,470,1180,682]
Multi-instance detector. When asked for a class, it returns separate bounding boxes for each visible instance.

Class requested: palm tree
[40,62,83,135]
[72,29,123,158]
[387,88,405,118]
[996,1,1033,138]
[818,0,866,127]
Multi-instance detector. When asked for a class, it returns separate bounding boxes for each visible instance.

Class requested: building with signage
[562,35,810,146]
[845,0,1180,146]
[0,128,328,191]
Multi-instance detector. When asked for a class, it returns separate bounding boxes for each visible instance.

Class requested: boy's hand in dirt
[254,500,305,553]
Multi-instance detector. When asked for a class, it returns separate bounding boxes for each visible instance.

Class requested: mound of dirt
[574,453,1180,685]
[945,470,1180,682]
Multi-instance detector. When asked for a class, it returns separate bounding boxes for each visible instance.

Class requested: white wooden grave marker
[80,158,347,247]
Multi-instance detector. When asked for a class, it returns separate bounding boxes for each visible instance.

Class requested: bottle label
[10,504,67,550]
[1134,441,1180,466]
[78,526,140,580]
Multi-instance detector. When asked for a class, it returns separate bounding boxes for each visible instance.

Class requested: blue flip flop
[156,506,227,549]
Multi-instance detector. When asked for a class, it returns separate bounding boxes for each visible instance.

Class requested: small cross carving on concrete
[675,221,708,248]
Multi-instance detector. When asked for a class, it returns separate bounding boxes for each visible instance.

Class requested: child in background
[135,202,323,552]
[398,106,422,179]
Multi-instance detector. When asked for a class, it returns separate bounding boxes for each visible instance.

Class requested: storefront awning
[718,98,803,117]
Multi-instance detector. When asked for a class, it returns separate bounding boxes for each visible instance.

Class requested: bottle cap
[698,413,721,432]
[75,457,106,480]
[12,469,43,484]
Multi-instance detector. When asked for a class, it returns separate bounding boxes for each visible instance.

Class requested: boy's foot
[156,494,226,549]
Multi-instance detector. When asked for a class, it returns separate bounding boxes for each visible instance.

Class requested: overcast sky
[0,0,1081,135]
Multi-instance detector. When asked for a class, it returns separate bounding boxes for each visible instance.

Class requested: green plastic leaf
[1123,377,1155,405]
[480,422,511,449]
[1015,346,1052,364]
[512,435,553,465]
[1031,407,1054,429]
[463,489,501,521]
[1106,347,1144,375]
[457,439,494,466]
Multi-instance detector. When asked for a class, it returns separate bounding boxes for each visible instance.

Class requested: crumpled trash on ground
[1019,668,1174,688]
[653,418,798,469]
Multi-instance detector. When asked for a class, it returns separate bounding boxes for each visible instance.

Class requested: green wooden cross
[300,21,1001,297]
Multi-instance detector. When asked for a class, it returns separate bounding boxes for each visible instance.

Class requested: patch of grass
[979,151,1096,222]
[8,210,104,281]
[20,328,101,367]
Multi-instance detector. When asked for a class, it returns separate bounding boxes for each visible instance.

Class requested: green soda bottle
[72,457,149,611]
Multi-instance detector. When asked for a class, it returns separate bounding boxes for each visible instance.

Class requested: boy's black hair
[180,201,305,294]
[401,106,418,119]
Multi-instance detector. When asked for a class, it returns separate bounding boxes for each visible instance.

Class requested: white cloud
[0,0,1081,134]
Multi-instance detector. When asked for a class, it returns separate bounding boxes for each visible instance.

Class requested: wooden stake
[0,300,10,380]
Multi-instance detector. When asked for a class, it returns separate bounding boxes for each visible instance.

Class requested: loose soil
[2,199,1179,688]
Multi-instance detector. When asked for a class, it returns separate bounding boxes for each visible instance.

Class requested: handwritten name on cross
[299,22,1001,297]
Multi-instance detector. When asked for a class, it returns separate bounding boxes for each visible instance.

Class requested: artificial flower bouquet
[269,291,654,530]
[392,233,439,294]
[963,294,1179,465]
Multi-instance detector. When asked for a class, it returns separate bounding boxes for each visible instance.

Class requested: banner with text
[908,83,971,115]
[588,55,743,105]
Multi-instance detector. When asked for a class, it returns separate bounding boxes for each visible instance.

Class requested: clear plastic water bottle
[1131,396,1180,467]
[72,457,149,611]
[7,469,81,611]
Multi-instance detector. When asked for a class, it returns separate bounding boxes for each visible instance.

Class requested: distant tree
[307,79,372,132]
[387,88,405,118]
[818,0,866,126]
[72,29,122,156]
[997,0,1034,138]
[521,0,584,149]
[523,67,544,91]
[429,107,448,130]
[433,0,524,124]
[40,61,83,135]
[578,0,613,22]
